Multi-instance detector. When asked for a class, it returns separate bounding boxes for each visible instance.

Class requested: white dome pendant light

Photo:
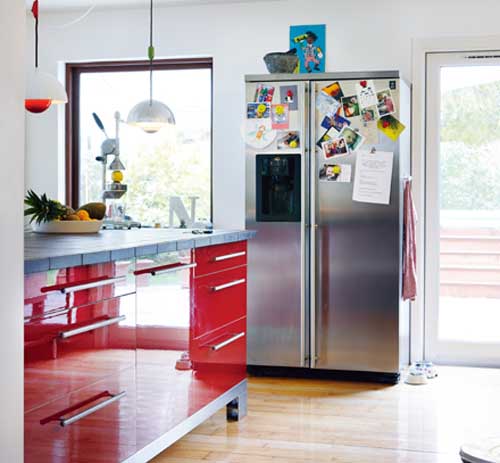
[25,0,68,114]
[127,0,175,134]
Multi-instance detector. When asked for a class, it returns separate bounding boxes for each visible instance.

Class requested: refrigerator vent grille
[465,54,500,60]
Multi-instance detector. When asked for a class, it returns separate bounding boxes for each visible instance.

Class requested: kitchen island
[24,228,254,463]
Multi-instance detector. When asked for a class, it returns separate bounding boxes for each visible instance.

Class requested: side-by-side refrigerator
[245,71,410,383]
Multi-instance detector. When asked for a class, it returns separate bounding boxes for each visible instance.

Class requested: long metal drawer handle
[211,278,246,292]
[151,262,197,276]
[212,251,246,262]
[206,332,245,351]
[59,275,127,294]
[59,315,126,339]
[60,391,126,427]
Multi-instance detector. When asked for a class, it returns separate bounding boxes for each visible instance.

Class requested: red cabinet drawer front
[24,260,135,321]
[25,294,136,413]
[194,241,247,277]
[135,250,192,355]
[25,369,136,463]
[190,317,246,378]
[192,266,247,339]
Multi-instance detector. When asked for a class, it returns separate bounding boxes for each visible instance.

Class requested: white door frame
[411,35,500,363]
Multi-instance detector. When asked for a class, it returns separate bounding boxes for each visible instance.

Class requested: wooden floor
[152,367,500,462]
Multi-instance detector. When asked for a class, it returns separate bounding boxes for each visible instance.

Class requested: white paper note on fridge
[352,150,393,205]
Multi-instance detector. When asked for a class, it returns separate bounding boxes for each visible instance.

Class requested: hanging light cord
[148,0,154,106]
[32,0,39,68]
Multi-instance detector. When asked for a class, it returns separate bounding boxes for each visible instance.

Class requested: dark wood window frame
[65,57,214,217]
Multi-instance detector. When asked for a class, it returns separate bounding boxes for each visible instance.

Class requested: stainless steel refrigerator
[245,71,410,383]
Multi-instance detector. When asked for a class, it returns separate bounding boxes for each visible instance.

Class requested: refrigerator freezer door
[311,78,402,373]
[246,80,308,367]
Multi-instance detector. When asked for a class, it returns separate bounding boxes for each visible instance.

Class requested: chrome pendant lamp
[25,0,68,114]
[127,0,175,133]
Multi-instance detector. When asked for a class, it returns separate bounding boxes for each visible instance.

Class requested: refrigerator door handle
[309,81,317,369]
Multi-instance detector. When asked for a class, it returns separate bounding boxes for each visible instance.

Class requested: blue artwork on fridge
[289,24,326,74]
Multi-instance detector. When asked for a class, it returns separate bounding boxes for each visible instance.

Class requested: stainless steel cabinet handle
[60,391,126,427]
[211,278,246,292]
[212,251,246,262]
[59,275,127,294]
[59,315,126,339]
[206,332,245,351]
[151,262,197,276]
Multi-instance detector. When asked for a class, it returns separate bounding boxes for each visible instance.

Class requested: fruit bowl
[32,220,103,234]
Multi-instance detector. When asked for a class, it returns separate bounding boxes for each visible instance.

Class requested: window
[66,59,212,226]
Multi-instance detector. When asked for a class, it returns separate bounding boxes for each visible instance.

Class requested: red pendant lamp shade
[26,0,68,114]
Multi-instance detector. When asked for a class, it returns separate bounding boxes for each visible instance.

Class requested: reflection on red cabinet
[192,265,246,339]
[25,294,136,413]
[24,260,135,321]
[24,368,136,463]
[194,240,247,277]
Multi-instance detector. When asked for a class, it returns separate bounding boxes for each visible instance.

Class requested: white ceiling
[27,0,269,11]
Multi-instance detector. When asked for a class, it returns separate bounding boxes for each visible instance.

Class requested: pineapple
[24,190,69,224]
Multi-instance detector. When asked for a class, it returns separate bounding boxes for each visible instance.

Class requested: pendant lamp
[26,0,68,114]
[127,0,175,133]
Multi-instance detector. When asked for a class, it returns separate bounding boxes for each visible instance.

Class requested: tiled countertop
[25,228,256,274]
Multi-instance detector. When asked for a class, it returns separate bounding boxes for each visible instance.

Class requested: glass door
[426,52,500,365]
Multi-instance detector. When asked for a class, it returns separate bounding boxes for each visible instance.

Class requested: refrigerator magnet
[319,163,352,183]
[279,85,298,110]
[277,131,300,150]
[376,89,396,118]
[247,102,270,119]
[271,104,290,130]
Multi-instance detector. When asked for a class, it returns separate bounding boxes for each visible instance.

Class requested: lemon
[111,170,123,183]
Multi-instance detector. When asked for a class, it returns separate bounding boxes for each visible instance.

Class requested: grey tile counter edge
[25,230,257,273]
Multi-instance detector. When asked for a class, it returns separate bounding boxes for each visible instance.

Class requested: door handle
[58,315,126,339]
[211,278,246,292]
[40,390,126,427]
[46,275,128,294]
[212,251,246,262]
[134,262,196,276]
[204,332,245,351]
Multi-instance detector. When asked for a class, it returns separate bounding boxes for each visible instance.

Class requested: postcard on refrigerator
[277,131,300,150]
[341,95,361,118]
[352,150,394,205]
[254,84,275,103]
[322,137,348,159]
[321,81,344,101]
[319,163,352,182]
[339,126,365,152]
[316,128,334,149]
[317,91,341,116]
[245,119,276,149]
[271,104,290,129]
[377,115,406,141]
[376,89,395,117]
[356,80,378,109]
[279,85,298,111]
[247,102,270,119]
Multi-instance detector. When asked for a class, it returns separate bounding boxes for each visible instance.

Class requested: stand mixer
[92,111,141,230]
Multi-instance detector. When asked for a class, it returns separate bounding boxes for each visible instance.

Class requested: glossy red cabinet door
[135,250,193,366]
[25,368,136,463]
[194,241,247,278]
[24,260,135,321]
[192,265,246,339]
[190,317,247,378]
[25,294,136,413]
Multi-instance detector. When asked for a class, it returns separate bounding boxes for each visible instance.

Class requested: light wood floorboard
[152,367,500,462]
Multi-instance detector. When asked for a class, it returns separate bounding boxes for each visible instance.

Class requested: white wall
[26,0,500,228]
[1,0,25,461]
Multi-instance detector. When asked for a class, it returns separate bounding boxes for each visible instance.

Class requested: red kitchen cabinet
[194,240,247,277]
[24,294,136,413]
